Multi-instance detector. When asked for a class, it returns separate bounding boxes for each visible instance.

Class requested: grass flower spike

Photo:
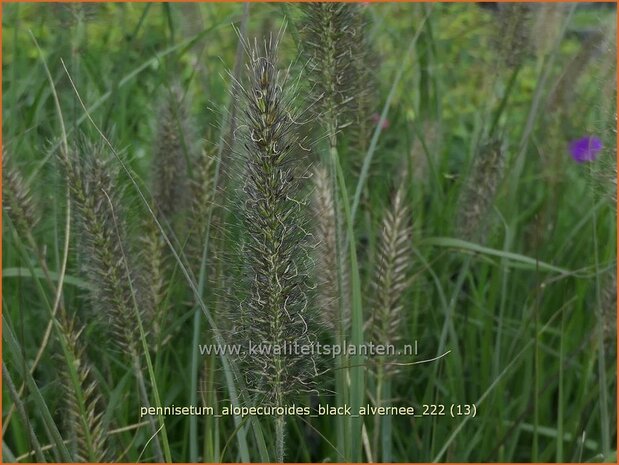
[3,149,39,238]
[57,316,109,462]
[59,141,140,355]
[59,139,165,461]
[151,87,191,222]
[312,165,349,334]
[371,186,412,367]
[370,185,412,461]
[301,3,362,131]
[494,4,531,69]
[3,5,616,463]
[456,140,505,243]
[235,33,316,462]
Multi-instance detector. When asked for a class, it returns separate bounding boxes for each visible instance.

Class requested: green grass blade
[2,267,92,290]
[2,364,46,462]
[333,147,364,462]
[432,305,565,462]
[423,237,573,274]
[3,314,73,462]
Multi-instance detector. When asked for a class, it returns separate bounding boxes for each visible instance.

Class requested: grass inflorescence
[2,149,39,240]
[370,186,412,364]
[301,3,363,131]
[230,33,318,461]
[58,140,142,355]
[56,315,109,463]
[2,3,616,463]
[312,164,349,335]
[456,139,505,244]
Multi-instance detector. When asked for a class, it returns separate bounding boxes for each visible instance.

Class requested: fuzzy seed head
[456,140,505,244]
[50,3,101,27]
[58,316,109,462]
[140,217,169,348]
[151,88,191,222]
[3,149,39,238]
[59,141,141,355]
[591,115,618,206]
[371,187,412,374]
[188,147,216,275]
[300,3,364,130]
[312,165,349,334]
[348,6,379,153]
[530,4,568,58]
[494,4,531,69]
[233,35,318,404]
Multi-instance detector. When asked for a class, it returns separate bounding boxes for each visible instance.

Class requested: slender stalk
[380,379,392,462]
[331,141,364,462]
[557,312,565,461]
[325,125,352,460]
[3,364,46,463]
[275,415,285,463]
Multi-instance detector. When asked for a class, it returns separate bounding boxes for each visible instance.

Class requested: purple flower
[569,136,603,163]
[371,113,390,130]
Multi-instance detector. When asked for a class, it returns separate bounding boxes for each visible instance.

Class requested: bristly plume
[231,33,317,462]
[493,4,531,69]
[3,149,39,238]
[59,142,165,461]
[300,3,364,132]
[312,165,349,334]
[142,87,194,345]
[589,28,617,207]
[141,218,169,348]
[57,316,109,462]
[370,186,412,374]
[142,86,194,347]
[349,5,379,154]
[234,33,317,404]
[530,4,568,58]
[58,140,141,357]
[456,140,505,244]
[151,87,191,223]
[188,146,216,277]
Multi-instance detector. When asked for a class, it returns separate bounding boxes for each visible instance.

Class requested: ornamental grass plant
[2,3,616,463]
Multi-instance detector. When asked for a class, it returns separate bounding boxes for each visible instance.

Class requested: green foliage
[2,3,616,463]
